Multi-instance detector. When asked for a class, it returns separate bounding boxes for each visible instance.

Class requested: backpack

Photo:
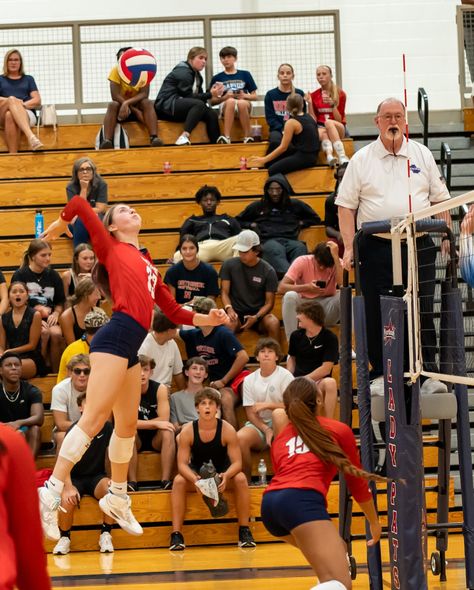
[95,123,129,150]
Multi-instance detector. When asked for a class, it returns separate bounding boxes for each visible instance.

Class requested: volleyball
[118,48,157,87]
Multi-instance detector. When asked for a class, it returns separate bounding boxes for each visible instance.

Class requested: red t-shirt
[0,424,51,590]
[62,197,195,330]
[265,416,372,505]
[310,88,347,125]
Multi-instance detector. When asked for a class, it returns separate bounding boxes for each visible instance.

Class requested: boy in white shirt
[138,310,185,390]
[237,338,294,481]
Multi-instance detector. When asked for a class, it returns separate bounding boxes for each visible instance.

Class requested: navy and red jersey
[62,197,195,330]
[265,416,372,505]
[310,88,347,126]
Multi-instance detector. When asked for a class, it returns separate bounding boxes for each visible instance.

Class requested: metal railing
[440,141,452,193]
[0,11,341,121]
[417,87,429,147]
[457,4,474,107]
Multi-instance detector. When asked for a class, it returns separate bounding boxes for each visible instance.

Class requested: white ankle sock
[333,140,347,158]
[109,481,128,497]
[47,475,64,496]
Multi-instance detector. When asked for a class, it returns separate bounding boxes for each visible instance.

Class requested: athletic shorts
[72,473,107,498]
[138,429,157,452]
[219,100,252,118]
[90,311,147,368]
[243,418,272,444]
[261,488,330,537]
[317,121,348,137]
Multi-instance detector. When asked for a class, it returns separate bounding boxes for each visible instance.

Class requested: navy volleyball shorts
[90,311,147,368]
[261,488,330,537]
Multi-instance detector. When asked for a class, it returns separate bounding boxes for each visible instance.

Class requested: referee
[336,97,451,389]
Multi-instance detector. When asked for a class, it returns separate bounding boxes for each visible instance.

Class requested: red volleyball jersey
[310,88,347,125]
[265,416,372,505]
[62,197,195,330]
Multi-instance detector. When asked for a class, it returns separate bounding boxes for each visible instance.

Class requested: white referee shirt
[335,137,450,228]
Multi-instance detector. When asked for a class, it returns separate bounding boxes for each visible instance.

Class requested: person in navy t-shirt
[209,46,257,144]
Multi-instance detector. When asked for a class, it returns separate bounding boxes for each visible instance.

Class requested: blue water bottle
[35,210,44,238]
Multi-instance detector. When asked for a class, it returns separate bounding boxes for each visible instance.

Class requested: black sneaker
[238,526,256,548]
[150,136,164,147]
[169,531,185,551]
[99,139,113,149]
[161,480,173,490]
[127,481,138,492]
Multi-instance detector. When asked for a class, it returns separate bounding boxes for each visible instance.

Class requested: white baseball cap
[232,229,260,252]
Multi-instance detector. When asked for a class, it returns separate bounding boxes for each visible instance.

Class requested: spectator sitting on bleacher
[264,63,305,155]
[66,159,108,247]
[12,239,66,373]
[237,338,293,482]
[307,65,349,167]
[169,387,256,551]
[208,46,257,144]
[0,49,42,153]
[278,241,342,341]
[52,392,115,556]
[165,235,220,305]
[179,297,249,429]
[62,244,96,298]
[170,357,207,433]
[51,354,90,449]
[59,278,101,345]
[0,281,47,378]
[99,46,162,150]
[127,355,176,492]
[221,230,280,342]
[287,300,339,418]
[249,94,319,176]
[174,185,241,263]
[154,47,223,146]
[0,351,44,458]
[57,309,109,383]
[138,310,186,391]
[324,162,349,257]
[236,174,321,277]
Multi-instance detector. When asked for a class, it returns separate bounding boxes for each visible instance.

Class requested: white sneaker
[326,154,337,167]
[339,156,350,165]
[99,492,143,536]
[243,136,254,143]
[217,135,231,144]
[38,485,62,540]
[175,134,191,146]
[421,378,448,395]
[99,531,114,553]
[53,536,71,555]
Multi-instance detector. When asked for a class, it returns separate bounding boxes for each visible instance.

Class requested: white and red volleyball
[118,48,157,87]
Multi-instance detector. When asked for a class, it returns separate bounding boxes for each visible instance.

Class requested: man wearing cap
[57,309,110,383]
[236,174,321,276]
[220,230,280,342]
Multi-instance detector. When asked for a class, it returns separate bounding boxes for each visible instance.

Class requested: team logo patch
[410,163,421,174]
[384,320,396,345]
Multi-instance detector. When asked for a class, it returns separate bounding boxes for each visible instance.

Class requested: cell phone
[315,280,327,288]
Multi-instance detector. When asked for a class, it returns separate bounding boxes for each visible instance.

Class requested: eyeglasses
[379,114,405,122]
[78,166,93,173]
[72,367,91,375]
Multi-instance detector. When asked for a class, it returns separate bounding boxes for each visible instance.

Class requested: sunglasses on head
[72,367,91,376]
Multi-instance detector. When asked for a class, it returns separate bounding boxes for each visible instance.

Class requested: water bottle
[258,458,267,486]
[35,210,44,238]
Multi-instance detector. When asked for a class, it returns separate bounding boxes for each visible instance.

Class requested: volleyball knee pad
[312,582,347,590]
[59,425,92,465]
[108,431,135,464]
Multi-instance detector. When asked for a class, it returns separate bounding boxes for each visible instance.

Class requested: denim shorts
[90,311,148,368]
[261,488,330,537]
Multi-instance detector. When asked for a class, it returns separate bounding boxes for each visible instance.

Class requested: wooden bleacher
[1,119,453,554]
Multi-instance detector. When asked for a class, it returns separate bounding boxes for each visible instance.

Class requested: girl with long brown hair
[261,377,382,590]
